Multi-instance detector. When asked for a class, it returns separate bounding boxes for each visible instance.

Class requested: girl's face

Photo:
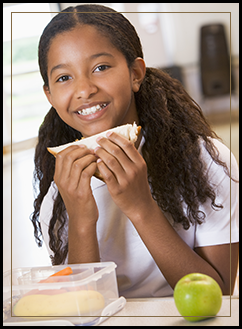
[44,25,145,137]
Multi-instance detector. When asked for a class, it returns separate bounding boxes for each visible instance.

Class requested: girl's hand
[94,132,154,221]
[53,145,99,231]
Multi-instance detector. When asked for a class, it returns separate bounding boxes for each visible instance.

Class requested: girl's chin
[73,120,115,138]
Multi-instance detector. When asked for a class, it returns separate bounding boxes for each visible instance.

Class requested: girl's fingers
[55,145,84,177]
[79,161,98,188]
[96,158,118,184]
[95,132,141,174]
[95,140,127,182]
[54,145,94,186]
[104,131,140,163]
[70,154,97,189]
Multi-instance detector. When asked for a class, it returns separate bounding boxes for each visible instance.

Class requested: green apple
[173,273,222,322]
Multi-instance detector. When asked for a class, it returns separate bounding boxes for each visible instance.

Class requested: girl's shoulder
[199,137,239,182]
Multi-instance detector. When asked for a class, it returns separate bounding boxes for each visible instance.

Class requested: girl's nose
[75,77,98,99]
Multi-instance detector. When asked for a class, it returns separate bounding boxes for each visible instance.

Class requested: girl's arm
[53,144,100,264]
[95,132,239,294]
[129,201,238,294]
[68,221,100,264]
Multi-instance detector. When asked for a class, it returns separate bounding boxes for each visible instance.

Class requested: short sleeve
[194,139,239,247]
[39,181,58,259]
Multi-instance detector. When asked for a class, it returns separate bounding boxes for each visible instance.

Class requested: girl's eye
[56,75,71,82]
[94,65,109,72]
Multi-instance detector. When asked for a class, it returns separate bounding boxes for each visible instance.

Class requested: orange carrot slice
[24,267,73,296]
[39,266,73,283]
[50,266,73,277]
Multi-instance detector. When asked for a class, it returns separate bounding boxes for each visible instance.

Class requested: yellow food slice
[14,290,105,317]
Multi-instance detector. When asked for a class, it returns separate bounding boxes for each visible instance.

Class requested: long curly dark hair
[31,4,231,265]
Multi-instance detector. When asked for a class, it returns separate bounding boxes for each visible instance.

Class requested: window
[3,3,58,144]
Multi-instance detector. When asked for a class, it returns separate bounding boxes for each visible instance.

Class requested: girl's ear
[43,85,53,106]
[131,57,146,93]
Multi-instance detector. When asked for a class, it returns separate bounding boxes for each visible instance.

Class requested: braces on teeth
[78,103,107,116]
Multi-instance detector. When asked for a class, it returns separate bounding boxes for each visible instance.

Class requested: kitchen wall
[61,3,239,115]
[59,3,239,63]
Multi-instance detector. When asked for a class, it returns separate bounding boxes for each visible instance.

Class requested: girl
[32,4,239,298]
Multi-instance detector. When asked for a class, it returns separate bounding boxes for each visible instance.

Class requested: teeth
[77,103,106,116]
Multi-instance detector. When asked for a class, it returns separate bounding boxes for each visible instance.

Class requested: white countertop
[99,296,239,326]
[3,296,239,326]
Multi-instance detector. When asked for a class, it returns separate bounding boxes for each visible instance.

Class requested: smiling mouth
[77,103,108,116]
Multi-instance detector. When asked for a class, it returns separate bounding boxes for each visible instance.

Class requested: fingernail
[106,131,112,137]
[94,146,100,153]
[96,136,102,142]
[97,158,102,163]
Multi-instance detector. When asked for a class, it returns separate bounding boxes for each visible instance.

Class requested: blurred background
[3,3,239,292]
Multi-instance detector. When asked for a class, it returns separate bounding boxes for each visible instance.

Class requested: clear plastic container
[3,262,125,325]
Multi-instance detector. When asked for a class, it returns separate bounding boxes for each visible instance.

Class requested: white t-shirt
[39,137,239,298]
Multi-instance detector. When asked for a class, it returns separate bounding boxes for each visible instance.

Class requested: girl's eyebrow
[90,52,114,60]
[50,64,69,77]
[50,53,114,77]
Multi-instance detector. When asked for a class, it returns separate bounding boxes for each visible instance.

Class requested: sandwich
[47,122,141,181]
